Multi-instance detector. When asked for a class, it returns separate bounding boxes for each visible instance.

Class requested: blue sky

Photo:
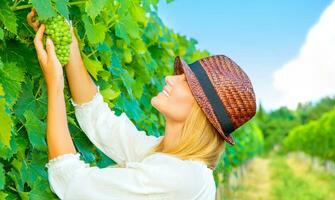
[157,0,334,111]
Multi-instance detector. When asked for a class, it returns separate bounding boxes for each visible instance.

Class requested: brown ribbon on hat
[188,60,235,135]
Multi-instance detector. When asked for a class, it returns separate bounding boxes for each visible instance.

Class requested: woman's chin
[151,95,163,111]
[150,96,158,108]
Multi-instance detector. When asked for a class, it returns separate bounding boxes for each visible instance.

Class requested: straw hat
[174,55,256,145]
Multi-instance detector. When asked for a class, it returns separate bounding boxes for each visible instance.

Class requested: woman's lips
[163,86,170,96]
[162,90,169,97]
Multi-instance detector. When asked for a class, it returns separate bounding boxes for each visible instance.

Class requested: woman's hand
[34,24,64,90]
[27,8,40,31]
[27,9,81,70]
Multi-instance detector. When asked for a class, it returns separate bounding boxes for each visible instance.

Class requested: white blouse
[45,85,216,200]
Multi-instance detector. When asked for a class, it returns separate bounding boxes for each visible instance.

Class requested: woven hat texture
[174,55,257,145]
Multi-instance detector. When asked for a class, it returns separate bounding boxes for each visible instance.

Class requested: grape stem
[11,1,88,11]
[87,50,98,58]
[8,186,17,192]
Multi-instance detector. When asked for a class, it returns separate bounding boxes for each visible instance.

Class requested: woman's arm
[27,9,97,106]
[47,86,77,160]
[64,28,98,105]
[33,24,77,160]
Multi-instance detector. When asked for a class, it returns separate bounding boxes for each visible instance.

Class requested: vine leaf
[8,157,29,192]
[110,55,134,97]
[130,3,148,25]
[32,0,57,20]
[0,0,17,34]
[115,13,140,45]
[100,87,121,102]
[0,163,5,190]
[82,54,104,80]
[0,83,4,96]
[0,28,4,41]
[0,61,26,108]
[55,0,70,19]
[82,15,106,44]
[23,111,47,151]
[0,99,12,148]
[85,0,109,21]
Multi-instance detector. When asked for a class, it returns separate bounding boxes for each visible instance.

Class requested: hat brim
[173,56,235,146]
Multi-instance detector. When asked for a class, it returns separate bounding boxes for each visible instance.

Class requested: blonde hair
[145,101,226,170]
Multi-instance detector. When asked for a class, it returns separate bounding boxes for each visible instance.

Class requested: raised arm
[27,8,97,106]
[63,27,98,105]
[27,9,162,165]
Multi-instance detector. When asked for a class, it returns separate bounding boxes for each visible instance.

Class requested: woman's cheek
[166,94,192,121]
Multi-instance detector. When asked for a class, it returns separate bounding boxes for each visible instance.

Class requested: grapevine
[0,0,264,198]
[44,15,72,66]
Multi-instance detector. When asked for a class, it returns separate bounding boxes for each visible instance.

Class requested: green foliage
[283,108,335,160]
[256,95,335,153]
[269,156,333,200]
[0,0,263,197]
[214,117,265,182]
[0,0,211,198]
[258,105,301,152]
[295,95,335,124]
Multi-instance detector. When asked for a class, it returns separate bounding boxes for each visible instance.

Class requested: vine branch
[11,1,88,12]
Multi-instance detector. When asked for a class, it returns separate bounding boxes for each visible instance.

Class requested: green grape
[44,15,72,66]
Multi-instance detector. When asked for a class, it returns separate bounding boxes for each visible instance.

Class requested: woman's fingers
[34,24,47,64]
[45,38,58,61]
[32,21,40,31]
[27,10,35,26]
[27,9,39,32]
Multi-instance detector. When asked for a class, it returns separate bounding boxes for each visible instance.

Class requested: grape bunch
[44,15,72,66]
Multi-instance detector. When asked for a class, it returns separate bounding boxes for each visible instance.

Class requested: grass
[270,155,334,200]
[218,153,335,200]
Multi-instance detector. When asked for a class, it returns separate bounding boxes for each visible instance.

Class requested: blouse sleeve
[44,152,178,200]
[44,153,88,199]
[70,85,163,166]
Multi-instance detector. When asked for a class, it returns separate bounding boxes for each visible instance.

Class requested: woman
[27,9,256,200]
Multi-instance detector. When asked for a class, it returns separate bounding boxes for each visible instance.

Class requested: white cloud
[273,1,335,109]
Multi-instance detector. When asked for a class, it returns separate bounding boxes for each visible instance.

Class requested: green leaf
[0,163,5,190]
[0,99,13,148]
[96,148,116,168]
[23,111,47,151]
[29,176,55,200]
[117,0,131,15]
[82,54,104,80]
[0,83,4,96]
[130,4,147,25]
[8,157,29,192]
[0,191,8,199]
[73,134,96,163]
[132,39,147,54]
[14,79,47,122]
[115,94,144,121]
[109,56,134,97]
[0,137,15,160]
[0,61,26,107]
[85,0,109,21]
[27,150,48,183]
[0,28,3,41]
[82,15,106,44]
[55,0,69,19]
[32,0,57,20]
[0,0,17,34]
[100,87,121,101]
[115,14,140,44]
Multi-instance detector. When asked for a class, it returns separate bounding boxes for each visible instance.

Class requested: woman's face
[151,73,196,122]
